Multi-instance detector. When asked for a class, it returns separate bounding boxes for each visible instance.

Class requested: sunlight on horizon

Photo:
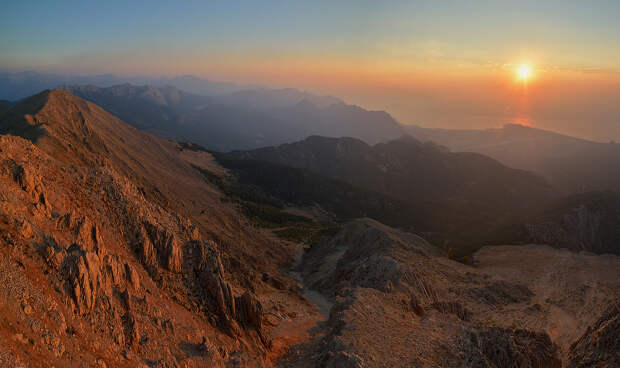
[516,64,533,82]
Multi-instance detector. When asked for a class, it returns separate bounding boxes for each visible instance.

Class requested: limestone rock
[10,162,36,193]
[234,291,263,332]
[124,263,141,292]
[164,235,182,273]
[134,226,158,276]
[65,249,102,314]
[567,300,620,368]
[196,243,237,327]
[193,242,264,340]
[431,301,471,321]
[460,326,561,368]
[133,222,183,274]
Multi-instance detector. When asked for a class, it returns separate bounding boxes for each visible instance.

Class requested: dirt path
[271,243,335,367]
[289,243,333,319]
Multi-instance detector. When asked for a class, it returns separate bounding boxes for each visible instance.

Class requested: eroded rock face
[164,235,182,273]
[134,226,158,275]
[526,191,620,255]
[431,301,471,321]
[568,300,620,368]
[234,291,263,332]
[459,327,562,368]
[133,221,184,275]
[65,248,102,314]
[466,281,533,307]
[11,162,36,193]
[58,243,143,315]
[192,241,265,340]
[196,242,237,325]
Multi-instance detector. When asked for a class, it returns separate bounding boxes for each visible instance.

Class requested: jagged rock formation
[567,300,620,367]
[187,240,265,340]
[458,327,561,368]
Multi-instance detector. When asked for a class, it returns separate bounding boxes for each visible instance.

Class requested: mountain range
[0,89,618,367]
[405,123,620,194]
[0,71,244,101]
[60,84,405,151]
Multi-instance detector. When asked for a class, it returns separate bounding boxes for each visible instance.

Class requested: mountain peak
[1,89,127,166]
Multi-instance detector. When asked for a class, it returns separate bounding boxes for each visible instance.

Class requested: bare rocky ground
[278,219,620,367]
[0,90,322,367]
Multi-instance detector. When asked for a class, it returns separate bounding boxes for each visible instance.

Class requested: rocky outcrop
[467,281,533,306]
[234,291,264,334]
[567,300,620,367]
[304,219,442,296]
[196,243,237,327]
[134,226,159,275]
[133,221,184,275]
[526,191,620,255]
[10,161,36,193]
[164,235,183,273]
[192,241,265,339]
[57,213,104,254]
[57,243,143,315]
[431,301,471,321]
[459,327,562,368]
[65,248,103,314]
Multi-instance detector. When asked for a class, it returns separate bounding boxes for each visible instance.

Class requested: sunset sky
[2,0,619,141]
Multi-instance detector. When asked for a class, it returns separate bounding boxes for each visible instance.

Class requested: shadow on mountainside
[0,89,50,142]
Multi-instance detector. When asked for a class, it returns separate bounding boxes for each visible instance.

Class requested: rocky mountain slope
[0,90,323,367]
[279,219,620,367]
[405,123,620,194]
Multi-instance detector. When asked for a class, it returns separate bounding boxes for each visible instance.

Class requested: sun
[516,64,532,81]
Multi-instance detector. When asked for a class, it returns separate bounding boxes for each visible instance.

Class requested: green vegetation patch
[192,163,315,229]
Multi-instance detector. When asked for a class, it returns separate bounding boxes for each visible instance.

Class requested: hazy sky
[2,1,619,140]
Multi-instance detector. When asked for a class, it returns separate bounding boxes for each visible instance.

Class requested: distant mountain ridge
[216,88,343,109]
[404,123,620,194]
[220,135,554,256]
[60,83,405,151]
[230,134,552,207]
[0,70,244,100]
